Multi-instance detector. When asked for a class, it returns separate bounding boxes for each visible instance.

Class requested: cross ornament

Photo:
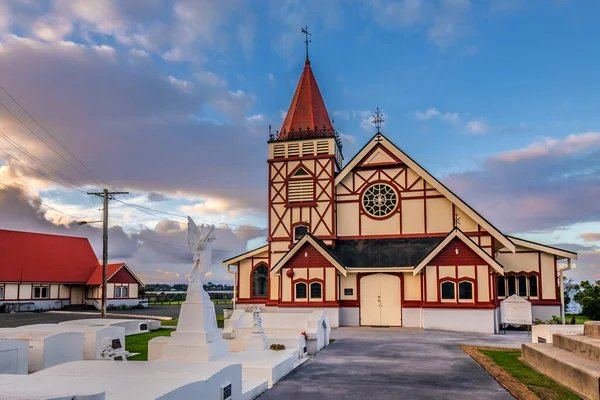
[301,25,311,61]
[454,212,461,228]
[372,108,384,133]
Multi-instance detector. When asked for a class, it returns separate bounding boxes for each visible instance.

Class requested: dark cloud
[147,192,167,202]
[0,37,268,213]
[444,133,600,233]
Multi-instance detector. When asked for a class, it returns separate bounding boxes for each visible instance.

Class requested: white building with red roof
[0,229,144,312]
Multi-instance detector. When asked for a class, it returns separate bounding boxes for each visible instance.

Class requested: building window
[458,281,473,300]
[507,275,516,296]
[529,275,538,298]
[441,281,455,300]
[310,282,322,299]
[518,275,527,297]
[33,286,49,299]
[115,286,129,298]
[0,286,4,300]
[362,183,398,218]
[295,283,307,299]
[496,276,506,298]
[252,265,268,298]
[294,225,309,241]
[288,168,314,203]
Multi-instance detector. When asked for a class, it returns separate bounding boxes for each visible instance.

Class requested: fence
[142,291,233,305]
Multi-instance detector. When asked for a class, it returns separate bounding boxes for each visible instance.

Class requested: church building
[222,54,577,334]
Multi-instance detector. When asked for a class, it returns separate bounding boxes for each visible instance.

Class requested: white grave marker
[500,294,532,325]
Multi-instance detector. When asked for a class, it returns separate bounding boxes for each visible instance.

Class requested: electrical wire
[0,182,83,220]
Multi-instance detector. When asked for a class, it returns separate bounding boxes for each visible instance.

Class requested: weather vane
[372,108,384,133]
[301,25,311,61]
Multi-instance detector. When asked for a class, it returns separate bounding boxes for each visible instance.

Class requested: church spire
[278,27,334,140]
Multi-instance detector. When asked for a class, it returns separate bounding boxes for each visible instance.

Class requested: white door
[360,274,402,326]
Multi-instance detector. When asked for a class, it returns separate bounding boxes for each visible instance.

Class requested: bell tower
[267,51,343,267]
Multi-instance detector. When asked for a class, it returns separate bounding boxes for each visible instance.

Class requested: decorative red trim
[235,298,268,304]
[403,300,422,308]
[337,231,492,240]
[338,299,359,307]
[278,301,339,308]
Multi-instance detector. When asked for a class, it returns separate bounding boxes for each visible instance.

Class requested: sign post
[500,295,532,334]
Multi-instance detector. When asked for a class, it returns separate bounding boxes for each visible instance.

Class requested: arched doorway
[360,273,402,326]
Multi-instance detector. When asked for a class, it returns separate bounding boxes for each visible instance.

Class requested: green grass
[125,329,173,361]
[479,349,581,400]
[160,316,224,328]
[565,313,590,324]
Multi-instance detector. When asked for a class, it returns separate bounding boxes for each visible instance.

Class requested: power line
[0,87,114,190]
[115,199,268,230]
[113,199,267,232]
[0,148,88,194]
[0,182,83,220]
[0,128,90,191]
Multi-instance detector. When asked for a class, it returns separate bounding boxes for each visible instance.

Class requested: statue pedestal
[244,326,268,352]
[151,294,230,362]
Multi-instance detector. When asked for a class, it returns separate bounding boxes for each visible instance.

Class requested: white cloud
[162,47,184,62]
[129,48,149,58]
[267,73,275,83]
[339,132,357,146]
[415,108,459,124]
[31,17,73,42]
[495,132,600,163]
[168,76,194,93]
[195,70,226,88]
[280,109,288,120]
[246,114,264,122]
[465,118,490,134]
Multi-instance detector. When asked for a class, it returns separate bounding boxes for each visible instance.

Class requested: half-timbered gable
[223,52,578,333]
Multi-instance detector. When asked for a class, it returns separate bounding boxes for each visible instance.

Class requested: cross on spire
[372,108,384,133]
[301,25,311,62]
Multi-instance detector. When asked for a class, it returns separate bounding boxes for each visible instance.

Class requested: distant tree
[573,280,600,320]
[564,277,575,310]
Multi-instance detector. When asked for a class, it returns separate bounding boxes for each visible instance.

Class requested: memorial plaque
[344,288,353,296]
[500,294,532,325]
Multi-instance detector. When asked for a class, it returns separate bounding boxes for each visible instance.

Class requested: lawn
[479,349,581,400]
[565,313,590,324]
[125,316,225,361]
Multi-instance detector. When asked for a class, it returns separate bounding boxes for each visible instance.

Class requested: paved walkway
[259,327,527,400]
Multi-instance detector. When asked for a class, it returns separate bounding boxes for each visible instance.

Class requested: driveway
[259,327,526,400]
[0,304,231,328]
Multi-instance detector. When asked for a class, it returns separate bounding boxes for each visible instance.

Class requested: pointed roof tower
[279,59,334,138]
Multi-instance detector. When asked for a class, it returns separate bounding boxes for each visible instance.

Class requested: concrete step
[586,321,600,339]
[522,343,600,400]
[242,378,268,400]
[554,333,600,363]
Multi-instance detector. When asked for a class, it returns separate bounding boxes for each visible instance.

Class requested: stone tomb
[0,329,84,373]
[531,324,584,344]
[17,323,126,360]
[0,339,28,374]
[60,318,160,336]
[0,360,244,400]
[523,321,600,400]
[224,310,331,355]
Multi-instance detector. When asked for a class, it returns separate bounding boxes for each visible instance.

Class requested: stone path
[258,327,527,400]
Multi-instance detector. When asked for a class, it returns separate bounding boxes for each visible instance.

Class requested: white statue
[186,216,215,301]
[253,307,263,328]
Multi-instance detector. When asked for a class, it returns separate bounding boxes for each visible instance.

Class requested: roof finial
[372,107,384,133]
[301,25,311,63]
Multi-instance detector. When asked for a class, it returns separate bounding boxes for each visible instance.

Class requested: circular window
[362,183,398,217]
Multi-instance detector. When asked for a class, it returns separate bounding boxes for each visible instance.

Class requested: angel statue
[186,217,216,301]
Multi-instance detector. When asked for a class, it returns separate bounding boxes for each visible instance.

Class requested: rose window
[362,183,398,217]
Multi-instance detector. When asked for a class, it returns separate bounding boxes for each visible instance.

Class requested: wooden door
[360,274,402,326]
[70,286,83,305]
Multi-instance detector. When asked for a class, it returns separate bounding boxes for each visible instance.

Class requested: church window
[310,282,322,299]
[295,282,307,299]
[288,143,300,157]
[273,144,285,158]
[441,281,455,300]
[529,275,538,298]
[294,225,309,241]
[288,168,314,203]
[316,141,329,154]
[496,276,506,298]
[252,265,268,298]
[507,275,516,296]
[518,275,527,297]
[458,281,473,300]
[302,142,314,156]
[362,183,398,217]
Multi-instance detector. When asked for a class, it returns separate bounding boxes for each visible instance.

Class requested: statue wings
[187,217,215,251]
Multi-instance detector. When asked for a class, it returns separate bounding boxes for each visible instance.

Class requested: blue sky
[0,0,599,283]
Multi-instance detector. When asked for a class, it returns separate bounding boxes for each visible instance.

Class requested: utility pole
[87,189,128,318]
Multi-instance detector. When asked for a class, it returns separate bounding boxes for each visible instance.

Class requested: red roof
[279,60,333,138]
[85,263,122,285]
[0,229,100,283]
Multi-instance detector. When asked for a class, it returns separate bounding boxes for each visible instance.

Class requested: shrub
[270,344,286,351]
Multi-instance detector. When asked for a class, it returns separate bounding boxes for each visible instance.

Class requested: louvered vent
[302,142,315,156]
[273,144,285,158]
[288,180,314,203]
[288,143,300,157]
[316,141,329,154]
